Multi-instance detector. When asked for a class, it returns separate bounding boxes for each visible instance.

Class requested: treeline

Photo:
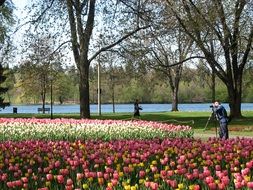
[4,63,253,105]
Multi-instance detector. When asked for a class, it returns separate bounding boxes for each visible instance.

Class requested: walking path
[194,129,253,139]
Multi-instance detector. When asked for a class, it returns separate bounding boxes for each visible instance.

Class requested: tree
[66,0,150,118]
[0,0,5,6]
[0,0,14,109]
[19,34,64,112]
[23,0,150,118]
[0,0,14,49]
[144,28,194,111]
[0,64,9,109]
[166,0,253,118]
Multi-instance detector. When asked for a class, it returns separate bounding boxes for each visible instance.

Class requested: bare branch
[43,40,71,59]
[89,25,150,62]
[240,26,253,71]
[12,0,55,34]
[158,55,205,68]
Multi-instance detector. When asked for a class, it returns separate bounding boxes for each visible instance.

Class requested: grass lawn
[1,111,253,138]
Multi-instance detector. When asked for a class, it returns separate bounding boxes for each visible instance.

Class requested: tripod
[203,110,218,137]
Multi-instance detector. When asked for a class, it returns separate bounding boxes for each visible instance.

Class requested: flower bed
[0,138,253,189]
[0,118,193,141]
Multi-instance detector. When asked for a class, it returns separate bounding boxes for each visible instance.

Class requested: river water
[0,103,253,114]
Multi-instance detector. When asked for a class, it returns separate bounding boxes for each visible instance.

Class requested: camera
[209,105,214,108]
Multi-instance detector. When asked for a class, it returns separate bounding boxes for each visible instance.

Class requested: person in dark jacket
[212,101,229,139]
[133,99,142,117]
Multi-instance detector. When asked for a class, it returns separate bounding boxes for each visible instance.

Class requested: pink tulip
[235,181,243,189]
[123,166,130,174]
[203,169,211,177]
[208,182,217,190]
[247,182,253,188]
[160,170,166,177]
[14,180,23,187]
[7,181,14,188]
[139,170,146,178]
[218,183,225,190]
[55,160,61,168]
[215,165,221,171]
[246,161,253,169]
[221,176,229,186]
[205,176,214,184]
[144,181,150,188]
[111,179,118,186]
[167,170,174,176]
[21,177,28,183]
[150,182,159,190]
[46,174,53,181]
[23,183,28,189]
[1,173,7,181]
[76,173,83,180]
[193,184,200,190]
[103,173,110,180]
[113,172,119,180]
[168,179,177,188]
[65,185,73,190]
[151,166,158,173]
[56,175,64,184]
[241,168,250,176]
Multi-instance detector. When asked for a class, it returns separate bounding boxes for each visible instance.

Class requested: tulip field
[0,118,253,189]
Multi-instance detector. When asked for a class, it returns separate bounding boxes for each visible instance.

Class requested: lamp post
[49,77,53,119]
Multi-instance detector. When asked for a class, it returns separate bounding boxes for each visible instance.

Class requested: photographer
[211,101,229,139]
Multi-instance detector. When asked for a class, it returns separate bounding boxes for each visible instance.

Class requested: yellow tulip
[178,183,184,189]
[82,184,89,189]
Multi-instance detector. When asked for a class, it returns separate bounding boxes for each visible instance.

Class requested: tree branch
[240,26,253,71]
[42,40,71,59]
[156,55,206,68]
[89,25,150,62]
[66,0,80,67]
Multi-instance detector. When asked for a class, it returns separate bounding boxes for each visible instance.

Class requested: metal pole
[98,62,101,116]
[50,79,53,119]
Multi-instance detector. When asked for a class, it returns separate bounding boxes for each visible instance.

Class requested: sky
[9,0,73,67]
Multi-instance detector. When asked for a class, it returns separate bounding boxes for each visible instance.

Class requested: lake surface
[0,103,253,114]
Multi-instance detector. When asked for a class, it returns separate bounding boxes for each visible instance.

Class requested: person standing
[133,99,142,118]
[212,101,229,139]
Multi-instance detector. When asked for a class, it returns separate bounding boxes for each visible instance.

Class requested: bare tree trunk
[171,87,179,111]
[79,58,90,118]
[227,76,242,118]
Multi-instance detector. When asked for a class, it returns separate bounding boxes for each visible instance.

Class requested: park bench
[37,107,50,113]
